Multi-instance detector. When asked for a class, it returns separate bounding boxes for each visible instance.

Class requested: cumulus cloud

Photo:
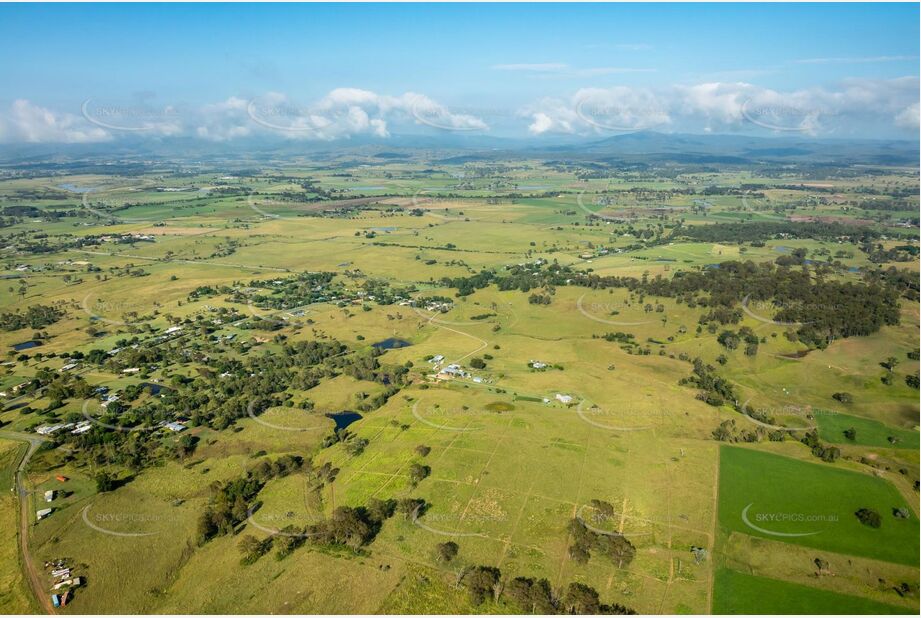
[522,77,920,136]
[238,88,486,139]
[195,96,253,141]
[195,88,489,140]
[0,88,488,143]
[314,88,487,134]
[1,79,916,142]
[0,99,111,143]
[895,102,919,130]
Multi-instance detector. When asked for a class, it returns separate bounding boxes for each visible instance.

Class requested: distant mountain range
[0,131,917,167]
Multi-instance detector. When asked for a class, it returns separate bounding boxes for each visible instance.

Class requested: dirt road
[0,431,54,614]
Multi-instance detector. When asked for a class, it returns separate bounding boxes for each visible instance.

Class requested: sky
[0,2,918,144]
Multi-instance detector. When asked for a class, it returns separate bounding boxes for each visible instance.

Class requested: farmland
[0,152,917,614]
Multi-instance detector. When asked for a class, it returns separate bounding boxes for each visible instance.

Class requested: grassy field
[817,412,920,449]
[0,438,35,614]
[0,161,917,613]
[712,568,914,614]
[718,446,919,566]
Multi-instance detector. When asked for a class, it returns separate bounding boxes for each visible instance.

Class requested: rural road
[0,430,54,615]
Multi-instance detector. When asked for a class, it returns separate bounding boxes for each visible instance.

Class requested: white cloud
[0,89,488,143]
[522,99,579,135]
[241,88,487,138]
[195,96,253,141]
[521,77,920,136]
[895,102,919,130]
[1,79,916,142]
[0,99,111,143]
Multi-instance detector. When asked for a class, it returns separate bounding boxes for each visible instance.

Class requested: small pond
[57,183,98,194]
[372,338,412,350]
[326,412,362,430]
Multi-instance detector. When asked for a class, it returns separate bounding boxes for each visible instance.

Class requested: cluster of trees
[196,455,304,545]
[238,497,419,564]
[0,304,64,331]
[228,271,341,310]
[869,267,919,301]
[678,221,884,244]
[79,334,408,435]
[13,368,94,405]
[566,517,636,567]
[680,358,738,408]
[456,564,635,614]
[801,430,841,463]
[622,261,901,349]
[864,243,919,264]
[717,327,760,356]
[228,269,416,312]
[711,419,785,443]
[440,258,905,350]
[31,304,420,486]
[322,428,369,456]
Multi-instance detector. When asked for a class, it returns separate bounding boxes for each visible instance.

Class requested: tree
[408,463,431,486]
[843,427,857,441]
[175,434,199,459]
[396,497,425,520]
[274,526,306,559]
[365,498,396,523]
[238,534,272,565]
[327,506,372,548]
[564,582,601,614]
[470,358,486,369]
[832,392,853,404]
[436,541,459,562]
[717,330,740,350]
[196,510,219,545]
[505,577,557,614]
[855,508,882,528]
[568,544,590,564]
[462,566,501,605]
[95,471,115,493]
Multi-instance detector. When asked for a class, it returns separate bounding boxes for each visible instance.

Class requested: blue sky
[0,3,918,142]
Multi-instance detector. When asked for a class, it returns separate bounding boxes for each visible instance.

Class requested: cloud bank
[0,78,917,143]
[523,77,920,136]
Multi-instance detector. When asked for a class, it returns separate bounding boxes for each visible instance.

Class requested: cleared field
[718,446,919,566]
[817,412,920,449]
[0,439,35,613]
[712,568,914,614]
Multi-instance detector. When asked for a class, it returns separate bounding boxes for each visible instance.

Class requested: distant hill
[0,131,916,167]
